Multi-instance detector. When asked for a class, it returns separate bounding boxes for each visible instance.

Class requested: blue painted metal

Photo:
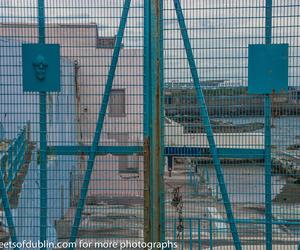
[143,2,151,241]
[181,230,184,249]
[48,145,264,159]
[47,145,143,155]
[8,145,13,186]
[209,219,213,250]
[172,0,242,249]
[198,219,201,250]
[0,154,6,177]
[0,125,28,247]
[264,95,272,250]
[158,0,166,241]
[248,44,288,94]
[0,159,19,249]
[0,122,5,140]
[22,44,61,92]
[169,216,300,227]
[5,127,28,191]
[165,147,265,159]
[167,217,300,249]
[173,220,176,242]
[144,0,150,137]
[37,0,48,248]
[68,1,131,247]
[189,219,192,250]
[265,1,273,249]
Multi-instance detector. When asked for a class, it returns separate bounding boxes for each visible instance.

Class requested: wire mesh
[0,0,299,249]
[0,0,144,248]
[163,0,300,249]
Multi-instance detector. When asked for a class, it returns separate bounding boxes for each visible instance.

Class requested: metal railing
[167,216,300,250]
[0,123,30,192]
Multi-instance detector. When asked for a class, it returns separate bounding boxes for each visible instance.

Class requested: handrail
[0,123,30,192]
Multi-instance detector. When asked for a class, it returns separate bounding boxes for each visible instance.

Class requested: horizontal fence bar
[47,146,144,155]
[165,147,265,159]
[166,216,300,226]
[48,146,264,159]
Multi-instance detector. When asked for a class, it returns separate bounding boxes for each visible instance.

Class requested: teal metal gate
[0,0,299,249]
[163,0,300,249]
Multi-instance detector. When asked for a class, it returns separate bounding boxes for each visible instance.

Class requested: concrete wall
[0,38,79,242]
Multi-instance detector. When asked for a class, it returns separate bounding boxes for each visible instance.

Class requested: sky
[0,0,299,86]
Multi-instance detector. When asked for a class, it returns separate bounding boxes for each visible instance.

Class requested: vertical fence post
[209,219,213,250]
[13,140,17,182]
[265,0,273,249]
[149,0,164,243]
[264,96,272,250]
[159,0,165,241]
[37,0,48,247]
[144,0,151,243]
[189,219,192,250]
[197,219,201,250]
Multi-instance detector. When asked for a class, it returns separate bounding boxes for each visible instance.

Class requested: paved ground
[55,160,300,249]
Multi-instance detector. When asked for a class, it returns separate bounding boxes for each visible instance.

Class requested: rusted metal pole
[144,137,151,243]
[150,0,164,243]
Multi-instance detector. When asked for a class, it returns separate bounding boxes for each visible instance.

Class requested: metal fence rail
[0,124,29,192]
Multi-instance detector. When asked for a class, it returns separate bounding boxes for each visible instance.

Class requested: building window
[119,154,139,175]
[109,89,126,116]
[97,36,124,49]
[97,36,116,49]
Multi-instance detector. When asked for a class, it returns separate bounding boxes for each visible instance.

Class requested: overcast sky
[0,0,299,86]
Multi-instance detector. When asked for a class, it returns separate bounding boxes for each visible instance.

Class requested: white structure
[0,23,144,197]
[165,117,264,149]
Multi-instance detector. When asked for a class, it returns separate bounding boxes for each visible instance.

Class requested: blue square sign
[248,44,288,94]
[22,44,61,92]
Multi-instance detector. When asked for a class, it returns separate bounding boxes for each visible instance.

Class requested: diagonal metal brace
[0,157,19,249]
[68,0,132,248]
[173,0,242,249]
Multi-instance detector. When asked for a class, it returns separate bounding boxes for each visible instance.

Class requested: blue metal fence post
[37,0,48,247]
[68,1,132,247]
[159,0,166,241]
[265,0,273,249]
[189,219,192,250]
[0,155,19,249]
[144,0,151,243]
[1,155,6,179]
[197,219,201,250]
[264,96,272,249]
[8,146,12,185]
[144,0,151,138]
[172,1,242,249]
